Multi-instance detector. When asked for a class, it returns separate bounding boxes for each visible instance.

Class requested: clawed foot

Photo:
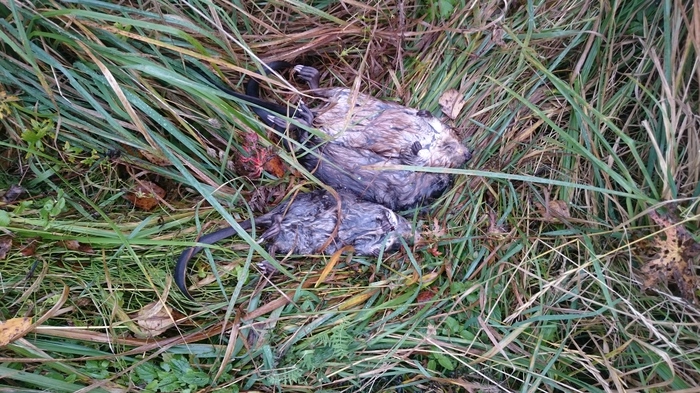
[297,102,314,126]
[256,261,277,276]
[266,102,313,130]
[293,65,321,89]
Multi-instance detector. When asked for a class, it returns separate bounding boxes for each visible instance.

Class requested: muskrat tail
[244,61,294,97]
[174,220,253,301]
[245,61,315,151]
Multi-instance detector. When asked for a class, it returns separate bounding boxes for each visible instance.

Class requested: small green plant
[62,141,100,165]
[20,118,54,158]
[0,90,19,119]
[134,355,216,393]
[82,360,111,379]
[39,190,66,226]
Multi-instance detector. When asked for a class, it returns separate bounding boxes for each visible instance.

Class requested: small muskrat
[175,190,412,300]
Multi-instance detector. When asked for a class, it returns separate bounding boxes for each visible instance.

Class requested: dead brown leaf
[20,238,39,256]
[492,27,506,46]
[641,211,699,303]
[61,240,94,254]
[0,317,32,346]
[264,155,287,178]
[427,247,443,257]
[124,181,166,211]
[535,200,571,222]
[487,210,508,234]
[140,150,171,166]
[0,185,26,203]
[438,89,466,120]
[430,218,447,238]
[133,302,177,338]
[316,245,354,287]
[0,236,12,259]
[416,289,436,303]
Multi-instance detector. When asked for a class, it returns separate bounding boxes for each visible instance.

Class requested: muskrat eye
[416,109,432,118]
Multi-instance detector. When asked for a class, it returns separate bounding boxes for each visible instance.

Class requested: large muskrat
[175,190,412,300]
[293,65,471,169]
[195,61,471,210]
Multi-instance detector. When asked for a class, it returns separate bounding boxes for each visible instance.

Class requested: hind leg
[293,65,321,90]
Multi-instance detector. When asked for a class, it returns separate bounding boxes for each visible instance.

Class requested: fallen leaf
[316,246,354,288]
[416,289,436,303]
[133,302,176,337]
[0,236,11,259]
[338,290,377,311]
[641,211,699,303]
[20,238,39,257]
[140,150,171,166]
[124,181,166,211]
[487,210,508,234]
[0,317,32,346]
[264,155,287,178]
[438,89,466,120]
[430,218,447,238]
[427,247,443,257]
[492,27,506,46]
[535,200,571,222]
[61,240,94,254]
[1,185,26,203]
[248,184,287,212]
[63,240,81,251]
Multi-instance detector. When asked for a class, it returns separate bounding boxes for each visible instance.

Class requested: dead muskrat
[292,65,471,169]
[194,61,471,211]
[175,189,412,300]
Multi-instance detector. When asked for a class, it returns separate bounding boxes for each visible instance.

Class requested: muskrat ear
[416,109,432,118]
[377,211,396,232]
[411,141,422,156]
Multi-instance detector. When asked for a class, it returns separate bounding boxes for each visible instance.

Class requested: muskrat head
[410,110,472,168]
[348,207,413,256]
[406,134,471,168]
[352,209,413,256]
[431,135,472,167]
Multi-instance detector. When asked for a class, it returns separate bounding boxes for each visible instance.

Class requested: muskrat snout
[462,148,472,164]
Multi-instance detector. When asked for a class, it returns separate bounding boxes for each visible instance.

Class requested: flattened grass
[1,0,699,391]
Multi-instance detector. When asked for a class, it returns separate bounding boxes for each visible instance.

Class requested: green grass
[1,0,699,392]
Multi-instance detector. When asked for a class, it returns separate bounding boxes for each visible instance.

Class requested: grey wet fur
[195,61,471,210]
[300,141,453,211]
[175,190,412,300]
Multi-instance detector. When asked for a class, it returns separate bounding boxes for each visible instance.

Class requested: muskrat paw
[293,65,321,89]
[297,102,314,126]
[256,261,277,276]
